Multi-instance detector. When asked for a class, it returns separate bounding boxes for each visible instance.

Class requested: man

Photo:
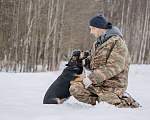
[69,14,140,108]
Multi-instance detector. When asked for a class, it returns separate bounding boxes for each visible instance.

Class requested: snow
[0,63,150,120]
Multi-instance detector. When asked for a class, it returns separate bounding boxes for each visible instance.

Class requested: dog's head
[66,50,90,66]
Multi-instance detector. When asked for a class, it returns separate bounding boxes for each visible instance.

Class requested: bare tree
[0,0,149,73]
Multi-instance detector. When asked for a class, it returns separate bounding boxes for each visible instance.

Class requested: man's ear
[107,22,112,29]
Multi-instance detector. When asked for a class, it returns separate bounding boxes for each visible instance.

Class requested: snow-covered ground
[0,62,150,120]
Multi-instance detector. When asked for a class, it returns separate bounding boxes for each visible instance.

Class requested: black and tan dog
[43,50,90,104]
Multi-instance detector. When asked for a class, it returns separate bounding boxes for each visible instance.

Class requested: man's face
[90,26,107,38]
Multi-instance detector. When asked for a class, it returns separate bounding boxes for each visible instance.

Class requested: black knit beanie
[89,14,108,29]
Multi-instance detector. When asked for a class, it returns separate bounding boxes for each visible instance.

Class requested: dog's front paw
[70,77,85,84]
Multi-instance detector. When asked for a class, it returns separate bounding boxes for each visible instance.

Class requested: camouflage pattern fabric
[70,82,139,108]
[70,35,139,108]
[85,35,130,97]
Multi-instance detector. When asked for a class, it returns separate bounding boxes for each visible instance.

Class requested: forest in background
[0,0,150,72]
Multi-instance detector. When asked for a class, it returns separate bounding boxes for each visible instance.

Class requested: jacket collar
[93,35,122,53]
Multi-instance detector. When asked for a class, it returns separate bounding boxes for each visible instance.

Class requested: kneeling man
[69,14,140,108]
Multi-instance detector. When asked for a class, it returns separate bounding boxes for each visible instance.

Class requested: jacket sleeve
[88,40,129,84]
[84,56,91,70]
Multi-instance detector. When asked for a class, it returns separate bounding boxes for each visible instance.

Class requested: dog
[43,50,90,104]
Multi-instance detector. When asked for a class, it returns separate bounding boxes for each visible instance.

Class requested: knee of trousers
[69,82,84,96]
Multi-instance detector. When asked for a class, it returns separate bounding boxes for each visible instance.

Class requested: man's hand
[83,77,92,89]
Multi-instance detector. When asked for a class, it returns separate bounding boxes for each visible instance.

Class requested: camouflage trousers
[69,82,139,108]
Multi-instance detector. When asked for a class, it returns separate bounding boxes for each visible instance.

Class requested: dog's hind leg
[43,97,69,104]
[59,97,70,104]
[43,98,60,104]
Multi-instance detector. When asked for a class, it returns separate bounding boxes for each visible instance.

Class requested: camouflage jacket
[85,35,131,97]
